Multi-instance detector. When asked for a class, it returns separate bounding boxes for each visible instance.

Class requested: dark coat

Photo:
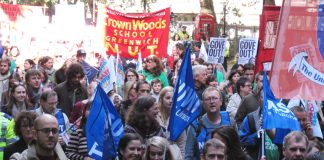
[54,81,88,117]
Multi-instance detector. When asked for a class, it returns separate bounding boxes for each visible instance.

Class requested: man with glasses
[10,114,68,159]
[185,87,234,160]
[36,90,70,147]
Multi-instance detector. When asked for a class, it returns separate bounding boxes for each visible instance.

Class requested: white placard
[207,37,227,64]
[238,38,258,65]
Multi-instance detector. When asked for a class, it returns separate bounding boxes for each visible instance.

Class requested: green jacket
[0,112,17,160]
[143,70,169,88]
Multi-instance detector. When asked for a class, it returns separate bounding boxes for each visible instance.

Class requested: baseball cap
[77,49,86,57]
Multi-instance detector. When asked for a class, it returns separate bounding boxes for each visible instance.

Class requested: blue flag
[168,45,202,141]
[81,60,99,83]
[262,71,301,134]
[86,85,124,160]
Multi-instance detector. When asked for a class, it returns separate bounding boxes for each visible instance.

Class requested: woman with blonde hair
[144,136,176,160]
[156,86,185,158]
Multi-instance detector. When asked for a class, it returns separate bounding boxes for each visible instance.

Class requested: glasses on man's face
[36,128,59,135]
[204,97,219,103]
[139,89,150,93]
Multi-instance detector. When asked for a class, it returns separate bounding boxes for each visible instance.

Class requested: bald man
[10,114,68,159]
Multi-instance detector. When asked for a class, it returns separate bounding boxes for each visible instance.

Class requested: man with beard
[185,87,235,160]
[0,58,11,101]
[54,63,88,117]
[10,114,68,159]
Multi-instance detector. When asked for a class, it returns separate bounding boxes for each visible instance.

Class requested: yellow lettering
[129,40,134,45]
[147,45,158,54]
[132,32,138,38]
[135,40,141,45]
[153,38,159,45]
[139,32,145,37]
[112,37,117,43]
[114,30,118,36]
[128,46,139,56]
[148,31,152,37]
[105,42,118,53]
[161,20,166,28]
[124,31,130,37]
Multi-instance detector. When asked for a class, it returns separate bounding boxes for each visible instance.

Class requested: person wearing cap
[76,49,86,63]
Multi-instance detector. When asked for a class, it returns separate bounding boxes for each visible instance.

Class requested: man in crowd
[25,69,42,108]
[282,131,308,160]
[0,112,16,159]
[10,114,68,159]
[243,63,255,84]
[192,64,207,100]
[0,58,11,100]
[290,106,315,140]
[185,87,234,160]
[200,139,226,160]
[54,63,88,118]
[36,90,70,146]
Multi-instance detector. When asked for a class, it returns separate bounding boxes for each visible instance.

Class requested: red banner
[103,7,170,58]
[270,0,324,100]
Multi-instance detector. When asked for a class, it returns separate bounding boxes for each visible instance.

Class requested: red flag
[270,0,324,100]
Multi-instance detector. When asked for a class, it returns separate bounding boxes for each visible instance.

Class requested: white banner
[207,37,226,64]
[238,38,258,65]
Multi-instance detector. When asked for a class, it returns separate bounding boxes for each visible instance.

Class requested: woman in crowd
[21,59,35,81]
[55,58,77,84]
[144,136,176,160]
[39,68,56,92]
[212,126,253,160]
[157,87,185,156]
[225,69,241,96]
[206,74,217,87]
[124,68,139,83]
[117,133,144,160]
[38,56,56,84]
[125,96,165,143]
[65,101,93,160]
[2,83,33,117]
[119,81,137,124]
[143,55,169,87]
[3,111,37,159]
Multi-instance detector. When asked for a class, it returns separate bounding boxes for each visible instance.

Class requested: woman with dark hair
[125,96,165,143]
[143,55,169,87]
[124,68,139,83]
[225,69,241,96]
[65,101,93,160]
[2,83,34,117]
[3,111,37,159]
[21,59,35,81]
[212,126,253,160]
[117,133,144,160]
[38,56,56,84]
[39,68,56,92]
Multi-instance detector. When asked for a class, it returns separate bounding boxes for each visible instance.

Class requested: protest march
[0,0,324,160]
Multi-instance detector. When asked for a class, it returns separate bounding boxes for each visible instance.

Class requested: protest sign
[238,38,258,65]
[207,37,226,64]
[100,7,170,59]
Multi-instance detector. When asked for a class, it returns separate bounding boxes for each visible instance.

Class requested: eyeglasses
[21,124,33,129]
[36,128,59,135]
[203,97,219,102]
[139,89,150,93]
[55,55,63,58]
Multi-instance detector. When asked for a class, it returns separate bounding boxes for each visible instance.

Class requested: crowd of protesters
[0,32,323,160]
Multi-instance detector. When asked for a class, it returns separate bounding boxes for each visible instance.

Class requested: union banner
[270,0,324,100]
[101,7,170,58]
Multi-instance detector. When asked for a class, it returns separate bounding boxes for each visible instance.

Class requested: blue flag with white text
[262,71,301,138]
[168,45,201,141]
[86,85,124,160]
[81,60,99,83]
